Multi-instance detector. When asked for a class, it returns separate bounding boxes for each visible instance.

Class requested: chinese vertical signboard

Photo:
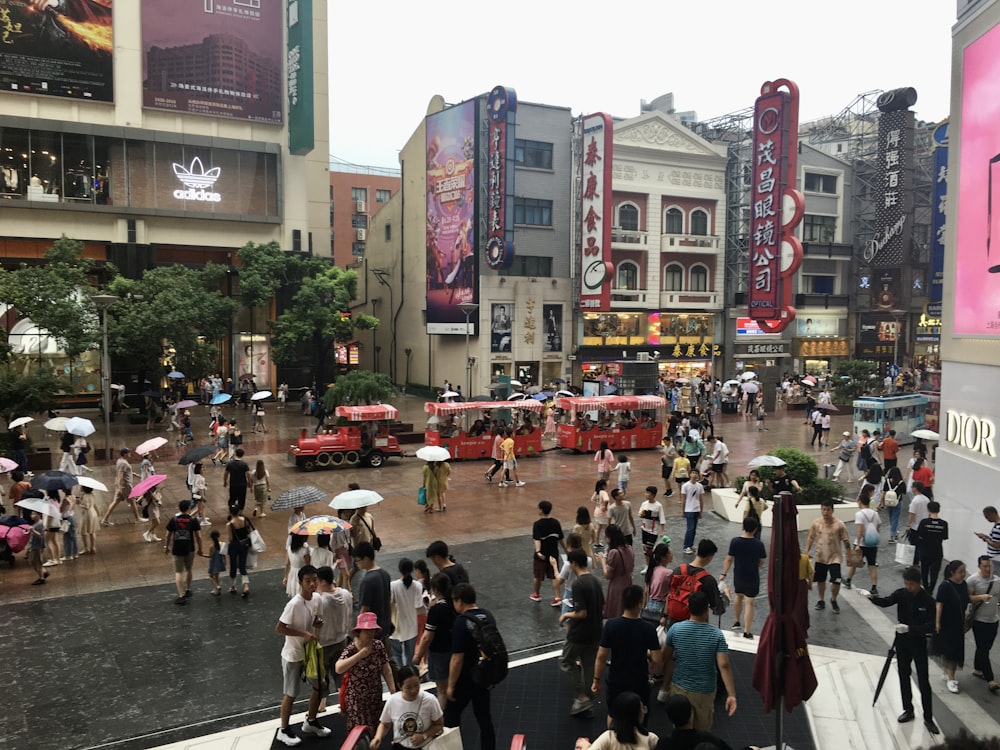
[0,0,113,101]
[579,113,614,311]
[929,120,947,313]
[748,79,803,333]
[142,0,283,124]
[954,22,1000,336]
[286,0,314,155]
[484,85,517,270]
[426,100,479,334]
[866,89,916,268]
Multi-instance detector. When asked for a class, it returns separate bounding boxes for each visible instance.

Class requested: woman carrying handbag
[227,508,253,598]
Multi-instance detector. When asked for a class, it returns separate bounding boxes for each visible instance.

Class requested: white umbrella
[740,371,758,381]
[65,417,96,437]
[723,380,740,388]
[441,391,460,399]
[748,455,787,468]
[911,429,940,441]
[135,436,168,455]
[673,377,690,384]
[251,390,273,401]
[43,417,69,432]
[329,489,384,511]
[556,389,574,398]
[77,476,109,492]
[509,380,523,388]
[416,445,451,462]
[110,383,126,391]
[743,383,759,394]
[9,416,32,429]
[527,385,542,394]
[508,392,528,400]
[15,497,59,517]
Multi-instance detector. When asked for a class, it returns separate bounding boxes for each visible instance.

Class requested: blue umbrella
[210,393,232,405]
[603,385,618,394]
[530,393,548,401]
[167,371,185,379]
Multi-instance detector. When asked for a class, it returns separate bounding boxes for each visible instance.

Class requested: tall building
[0,1,330,386]
[329,166,400,268]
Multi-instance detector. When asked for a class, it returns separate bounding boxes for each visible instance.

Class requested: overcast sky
[327,0,957,168]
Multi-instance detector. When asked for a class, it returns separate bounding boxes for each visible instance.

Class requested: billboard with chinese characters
[286,0,314,155]
[426,100,479,334]
[141,0,283,123]
[866,90,916,268]
[747,79,804,332]
[954,22,1000,336]
[930,121,948,310]
[484,85,517,270]
[0,0,113,102]
[579,113,615,311]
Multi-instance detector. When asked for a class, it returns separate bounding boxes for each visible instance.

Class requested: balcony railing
[661,234,720,252]
[611,228,648,245]
[659,290,723,309]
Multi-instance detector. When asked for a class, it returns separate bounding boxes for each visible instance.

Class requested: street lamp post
[93,294,119,462]
[891,308,906,391]
[458,303,479,399]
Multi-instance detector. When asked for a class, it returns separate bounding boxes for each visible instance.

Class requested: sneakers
[42,559,60,567]
[183,589,193,599]
[814,600,826,611]
[831,600,840,613]
[201,518,212,526]
[276,728,302,746]
[515,481,526,487]
[484,471,492,483]
[550,597,562,607]
[683,547,695,555]
[888,535,897,544]
[639,566,648,575]
[947,680,960,694]
[570,697,593,715]
[841,578,852,589]
[150,534,163,542]
[100,520,114,527]
[870,585,879,596]
[301,719,331,737]
[143,531,152,543]
[733,621,741,630]
[743,632,753,639]
[656,687,670,703]
[497,482,509,488]
[529,593,541,602]
[665,489,674,497]
[174,596,187,605]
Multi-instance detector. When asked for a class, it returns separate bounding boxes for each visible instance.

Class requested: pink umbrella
[135,437,168,456]
[0,457,17,473]
[129,473,168,499]
[175,399,199,409]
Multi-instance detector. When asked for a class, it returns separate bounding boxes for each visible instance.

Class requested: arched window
[618,204,639,231]
[691,209,709,236]
[664,207,683,234]
[663,264,684,292]
[690,265,709,292]
[616,261,639,290]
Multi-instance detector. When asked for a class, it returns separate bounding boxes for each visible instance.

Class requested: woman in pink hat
[336,611,396,730]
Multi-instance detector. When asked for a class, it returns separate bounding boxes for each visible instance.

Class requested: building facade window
[352,242,365,257]
[513,197,553,226]
[384,222,391,242]
[618,204,639,231]
[351,215,368,229]
[690,265,709,292]
[375,188,392,203]
[499,255,553,277]
[514,139,553,170]
[664,207,683,234]
[690,209,709,236]
[802,214,837,242]
[804,275,835,294]
[663,264,684,291]
[351,187,367,203]
[616,261,639,290]
[804,172,838,194]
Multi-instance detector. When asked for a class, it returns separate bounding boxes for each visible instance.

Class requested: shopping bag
[250,529,266,553]
[894,542,915,566]
[417,487,427,506]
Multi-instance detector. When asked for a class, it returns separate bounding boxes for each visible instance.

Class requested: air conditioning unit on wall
[356,228,366,241]
[356,201,367,213]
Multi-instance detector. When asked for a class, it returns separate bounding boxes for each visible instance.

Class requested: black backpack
[461,610,508,690]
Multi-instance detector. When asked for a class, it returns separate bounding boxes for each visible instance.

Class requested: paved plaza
[3,397,996,749]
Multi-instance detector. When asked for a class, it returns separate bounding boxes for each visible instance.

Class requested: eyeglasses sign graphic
[171,157,222,202]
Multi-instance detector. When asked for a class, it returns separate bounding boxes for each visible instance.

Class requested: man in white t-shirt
[274,565,331,747]
[904,482,932,567]
[315,565,354,713]
[681,471,705,555]
[706,436,730,488]
[638,486,667,572]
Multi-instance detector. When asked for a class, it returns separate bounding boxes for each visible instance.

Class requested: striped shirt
[989,522,1000,560]
[665,619,728,694]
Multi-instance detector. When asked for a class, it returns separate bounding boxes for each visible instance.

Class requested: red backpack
[667,563,709,622]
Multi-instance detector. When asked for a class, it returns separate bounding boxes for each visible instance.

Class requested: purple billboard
[425,100,479,334]
[141,0,283,124]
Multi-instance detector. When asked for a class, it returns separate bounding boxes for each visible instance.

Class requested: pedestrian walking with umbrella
[859,566,939,735]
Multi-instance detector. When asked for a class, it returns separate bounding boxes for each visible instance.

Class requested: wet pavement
[2,397,995,748]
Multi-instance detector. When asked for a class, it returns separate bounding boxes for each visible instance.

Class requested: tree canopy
[832,359,879,402]
[322,370,396,413]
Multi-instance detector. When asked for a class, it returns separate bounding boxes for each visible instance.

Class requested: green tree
[236,240,287,378]
[833,359,879,402]
[106,264,237,377]
[0,367,64,422]
[322,370,396,413]
[271,265,377,386]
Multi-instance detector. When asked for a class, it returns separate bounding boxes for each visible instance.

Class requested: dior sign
[946,410,997,459]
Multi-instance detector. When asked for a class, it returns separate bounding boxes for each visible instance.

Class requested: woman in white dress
[283,532,311,597]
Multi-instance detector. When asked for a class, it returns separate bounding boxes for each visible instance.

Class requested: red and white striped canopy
[554,395,666,412]
[334,404,399,421]
[424,400,544,416]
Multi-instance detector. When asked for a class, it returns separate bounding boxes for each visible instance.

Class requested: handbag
[219,541,228,555]
[418,486,427,506]
[894,542,916,566]
[641,598,665,625]
[847,547,864,568]
[250,529,266,553]
[966,581,994,631]
[60,518,71,533]
[361,515,382,552]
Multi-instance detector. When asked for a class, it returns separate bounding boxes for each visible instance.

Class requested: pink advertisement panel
[954,22,1000,336]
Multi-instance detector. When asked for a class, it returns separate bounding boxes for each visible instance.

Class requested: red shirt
[881,437,899,460]
[911,465,935,487]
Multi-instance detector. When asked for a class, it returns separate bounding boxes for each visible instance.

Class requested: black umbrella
[31,471,78,493]
[178,445,215,465]
[872,635,899,706]
[271,486,327,511]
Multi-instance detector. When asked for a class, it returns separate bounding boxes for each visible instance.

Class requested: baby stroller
[0,515,32,567]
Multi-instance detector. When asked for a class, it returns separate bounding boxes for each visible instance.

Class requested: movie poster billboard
[426,100,479,334]
[490,303,512,352]
[0,0,113,102]
[542,304,562,352]
[141,0,283,124]
[954,22,1000,336]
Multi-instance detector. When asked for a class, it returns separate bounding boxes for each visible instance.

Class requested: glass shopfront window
[583,313,646,346]
[0,123,279,219]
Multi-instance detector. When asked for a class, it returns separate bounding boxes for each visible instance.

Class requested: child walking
[756,403,768,431]
[615,454,632,496]
[204,529,226,596]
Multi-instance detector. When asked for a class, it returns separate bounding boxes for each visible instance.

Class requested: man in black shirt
[426,539,470,586]
[223,447,251,514]
[355,541,393,639]
[864,566,939,735]
[446,584,497,750]
[164,500,202,605]
[558,549,605,715]
[658,693,732,750]
[531,500,565,605]
[770,465,801,496]
[916,501,948,592]
[594,584,662,712]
